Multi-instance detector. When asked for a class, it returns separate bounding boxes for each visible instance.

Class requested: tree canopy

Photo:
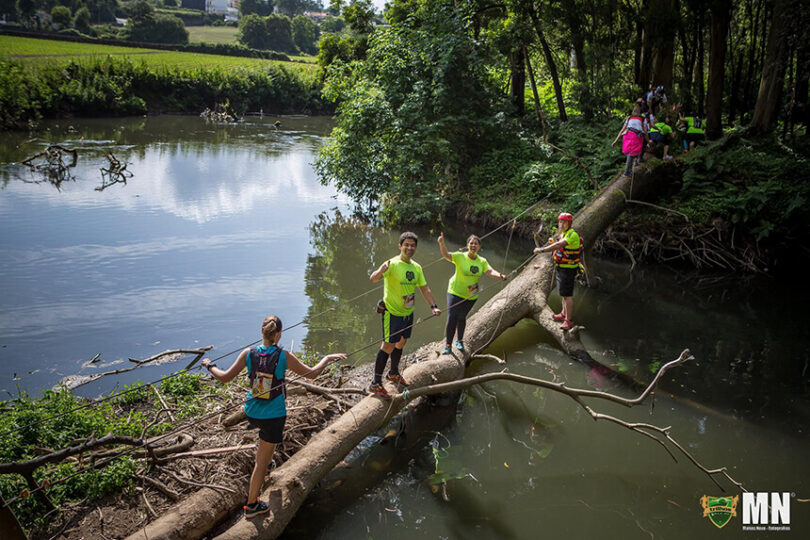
[316,0,810,251]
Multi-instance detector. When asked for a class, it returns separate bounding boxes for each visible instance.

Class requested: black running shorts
[556,266,577,297]
[381,312,414,344]
[247,416,287,444]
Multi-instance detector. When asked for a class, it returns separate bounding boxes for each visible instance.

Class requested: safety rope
[1,250,540,510]
[0,199,546,444]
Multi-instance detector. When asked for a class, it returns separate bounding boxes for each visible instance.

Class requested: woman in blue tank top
[202,315,346,518]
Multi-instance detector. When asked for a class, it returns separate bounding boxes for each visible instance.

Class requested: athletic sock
[389,347,403,375]
[373,349,390,384]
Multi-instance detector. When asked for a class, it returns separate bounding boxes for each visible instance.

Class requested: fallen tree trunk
[134,164,681,540]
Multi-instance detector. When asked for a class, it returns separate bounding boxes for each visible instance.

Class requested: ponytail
[261,315,283,343]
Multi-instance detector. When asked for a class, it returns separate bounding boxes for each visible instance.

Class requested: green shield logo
[700,494,739,528]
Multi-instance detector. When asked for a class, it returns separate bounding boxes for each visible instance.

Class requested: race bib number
[467,283,479,296]
[252,371,275,399]
[402,293,415,309]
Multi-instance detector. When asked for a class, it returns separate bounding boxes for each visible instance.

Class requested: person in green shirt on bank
[368,232,442,398]
[648,117,674,160]
[437,232,507,354]
[679,112,705,152]
[534,212,582,331]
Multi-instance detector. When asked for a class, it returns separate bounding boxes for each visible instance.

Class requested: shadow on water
[281,393,461,539]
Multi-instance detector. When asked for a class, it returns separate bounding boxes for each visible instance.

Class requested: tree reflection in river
[303,210,392,357]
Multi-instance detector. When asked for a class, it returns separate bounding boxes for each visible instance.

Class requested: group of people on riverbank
[612,85,706,176]
[201,213,582,518]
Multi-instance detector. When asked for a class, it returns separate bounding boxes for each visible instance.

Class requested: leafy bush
[239,13,270,49]
[159,370,200,399]
[265,13,295,53]
[125,12,190,45]
[670,133,810,242]
[50,5,72,28]
[0,55,327,129]
[292,14,319,54]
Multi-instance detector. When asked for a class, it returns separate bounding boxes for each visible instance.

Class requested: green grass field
[186,25,239,45]
[0,35,317,75]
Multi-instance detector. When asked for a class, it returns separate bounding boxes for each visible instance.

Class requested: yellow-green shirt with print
[447,251,490,300]
[382,256,427,317]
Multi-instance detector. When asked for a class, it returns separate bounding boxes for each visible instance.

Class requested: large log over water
[128,163,680,540]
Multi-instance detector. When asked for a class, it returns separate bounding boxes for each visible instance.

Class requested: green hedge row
[0,57,329,129]
[0,28,292,62]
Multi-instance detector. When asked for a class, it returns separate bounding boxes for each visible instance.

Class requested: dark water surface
[1,117,808,538]
[285,261,810,539]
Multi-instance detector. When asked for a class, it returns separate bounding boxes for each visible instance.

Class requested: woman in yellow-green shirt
[438,233,506,354]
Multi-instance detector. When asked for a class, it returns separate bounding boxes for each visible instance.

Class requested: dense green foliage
[50,5,72,27]
[264,13,295,52]
[0,372,228,531]
[316,0,809,263]
[0,55,327,129]
[121,1,188,44]
[669,133,810,242]
[317,1,501,223]
[237,12,296,52]
[240,0,273,17]
[292,13,319,54]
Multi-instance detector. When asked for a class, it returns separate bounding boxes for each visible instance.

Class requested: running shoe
[552,312,565,322]
[368,382,391,398]
[455,340,465,352]
[387,373,409,386]
[442,346,452,354]
[244,500,270,518]
[560,319,574,331]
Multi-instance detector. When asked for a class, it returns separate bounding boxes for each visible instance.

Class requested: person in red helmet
[533,212,582,330]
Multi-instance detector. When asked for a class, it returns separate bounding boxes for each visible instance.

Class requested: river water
[1,117,808,538]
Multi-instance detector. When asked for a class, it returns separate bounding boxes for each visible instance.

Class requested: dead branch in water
[56,346,213,390]
[21,144,77,187]
[97,153,133,191]
[392,349,744,493]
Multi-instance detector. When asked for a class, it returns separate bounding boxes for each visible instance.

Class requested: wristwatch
[431,304,438,309]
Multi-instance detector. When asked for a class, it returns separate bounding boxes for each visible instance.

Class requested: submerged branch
[391,349,743,491]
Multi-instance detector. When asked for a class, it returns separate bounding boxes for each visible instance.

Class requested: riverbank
[0,367,361,539]
[0,39,327,130]
[445,127,809,274]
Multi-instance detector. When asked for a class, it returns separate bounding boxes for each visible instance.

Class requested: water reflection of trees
[302,211,392,357]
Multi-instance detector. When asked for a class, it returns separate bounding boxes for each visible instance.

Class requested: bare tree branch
[390,349,744,492]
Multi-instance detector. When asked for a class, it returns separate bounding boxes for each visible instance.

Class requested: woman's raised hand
[438,232,445,244]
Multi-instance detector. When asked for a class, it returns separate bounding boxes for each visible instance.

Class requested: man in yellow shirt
[534,212,582,330]
[369,232,441,398]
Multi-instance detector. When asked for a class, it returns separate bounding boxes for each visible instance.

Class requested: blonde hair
[261,315,282,343]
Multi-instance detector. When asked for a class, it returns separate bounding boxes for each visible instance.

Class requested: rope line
[0,200,546,444]
[1,250,540,510]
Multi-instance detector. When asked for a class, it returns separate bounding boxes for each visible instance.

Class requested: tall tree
[706,0,731,138]
[510,46,526,116]
[750,0,795,133]
[526,2,567,120]
[640,0,678,93]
